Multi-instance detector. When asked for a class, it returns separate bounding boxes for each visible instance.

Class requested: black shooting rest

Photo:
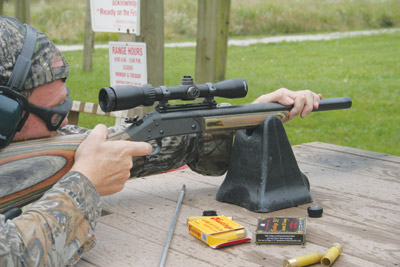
[216,115,313,213]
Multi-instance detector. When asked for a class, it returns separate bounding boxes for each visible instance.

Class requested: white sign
[90,0,140,34]
[109,41,147,87]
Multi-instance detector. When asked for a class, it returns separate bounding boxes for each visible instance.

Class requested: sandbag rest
[216,115,312,213]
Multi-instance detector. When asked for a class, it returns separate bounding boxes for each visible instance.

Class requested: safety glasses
[29,87,72,131]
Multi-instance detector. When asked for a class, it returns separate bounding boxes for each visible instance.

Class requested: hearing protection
[0,24,38,149]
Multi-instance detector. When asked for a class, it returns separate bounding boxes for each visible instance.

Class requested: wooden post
[0,0,4,15]
[15,0,30,24]
[196,0,230,84]
[118,0,164,114]
[118,0,164,87]
[83,0,94,72]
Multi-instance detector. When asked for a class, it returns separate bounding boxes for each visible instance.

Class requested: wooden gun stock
[0,134,84,212]
[0,131,129,213]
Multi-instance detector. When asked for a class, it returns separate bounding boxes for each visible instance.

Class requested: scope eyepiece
[98,77,248,112]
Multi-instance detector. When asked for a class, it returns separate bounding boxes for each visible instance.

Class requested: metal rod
[159,184,186,267]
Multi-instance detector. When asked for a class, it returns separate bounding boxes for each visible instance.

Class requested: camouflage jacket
[0,125,234,266]
[0,171,101,266]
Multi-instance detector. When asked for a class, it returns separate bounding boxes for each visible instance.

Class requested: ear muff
[0,23,38,149]
[0,86,30,149]
[0,91,24,148]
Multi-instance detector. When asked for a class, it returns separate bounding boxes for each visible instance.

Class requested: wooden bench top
[77,142,400,267]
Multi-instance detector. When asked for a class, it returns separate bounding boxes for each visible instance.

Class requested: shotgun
[0,76,352,213]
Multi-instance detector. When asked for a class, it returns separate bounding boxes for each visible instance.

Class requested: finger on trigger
[112,141,153,157]
[130,142,153,156]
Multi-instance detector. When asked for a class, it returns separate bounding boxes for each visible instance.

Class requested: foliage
[1,0,399,44]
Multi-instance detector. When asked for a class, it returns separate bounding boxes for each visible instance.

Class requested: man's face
[13,79,69,141]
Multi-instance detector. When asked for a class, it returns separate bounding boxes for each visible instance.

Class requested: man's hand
[252,88,322,121]
[70,124,152,196]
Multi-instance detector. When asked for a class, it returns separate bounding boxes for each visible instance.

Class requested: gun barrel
[126,97,352,142]
[160,96,352,119]
[313,97,352,112]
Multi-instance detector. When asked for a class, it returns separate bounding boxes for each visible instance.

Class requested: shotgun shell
[283,252,324,267]
[321,243,343,266]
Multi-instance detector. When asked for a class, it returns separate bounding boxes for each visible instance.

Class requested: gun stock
[0,97,351,213]
[0,131,129,213]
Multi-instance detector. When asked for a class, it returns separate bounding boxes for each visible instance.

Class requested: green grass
[63,32,400,156]
[2,0,400,43]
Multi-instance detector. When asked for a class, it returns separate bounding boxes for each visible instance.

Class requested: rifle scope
[99,76,248,112]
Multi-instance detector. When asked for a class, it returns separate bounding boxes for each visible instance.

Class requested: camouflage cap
[0,16,69,96]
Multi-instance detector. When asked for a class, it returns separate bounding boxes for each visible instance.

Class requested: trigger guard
[149,138,162,156]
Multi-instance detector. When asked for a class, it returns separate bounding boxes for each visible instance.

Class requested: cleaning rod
[159,184,186,267]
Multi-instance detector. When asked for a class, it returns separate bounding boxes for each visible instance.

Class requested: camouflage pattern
[59,124,235,177]
[0,126,233,266]
[0,171,101,266]
[0,16,69,96]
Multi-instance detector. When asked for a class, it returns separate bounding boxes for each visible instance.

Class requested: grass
[1,0,400,43]
[62,32,400,156]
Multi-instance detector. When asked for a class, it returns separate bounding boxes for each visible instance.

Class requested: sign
[90,0,140,34]
[109,41,147,87]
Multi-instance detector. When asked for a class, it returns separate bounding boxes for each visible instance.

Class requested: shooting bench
[76,142,400,267]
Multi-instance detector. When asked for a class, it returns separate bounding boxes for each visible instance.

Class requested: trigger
[149,138,162,156]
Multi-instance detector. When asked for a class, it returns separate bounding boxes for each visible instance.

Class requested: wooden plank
[293,144,400,181]
[94,213,376,267]
[304,142,400,163]
[85,184,265,266]
[81,178,384,266]
[80,223,213,267]
[100,169,398,266]
[175,161,400,234]
[96,190,316,266]
[76,144,400,266]
[174,168,400,234]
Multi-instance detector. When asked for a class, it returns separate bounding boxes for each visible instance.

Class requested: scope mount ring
[159,86,171,101]
[205,82,217,97]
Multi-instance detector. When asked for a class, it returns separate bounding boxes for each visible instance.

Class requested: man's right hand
[70,124,152,196]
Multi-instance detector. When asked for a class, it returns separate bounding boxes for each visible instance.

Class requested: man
[0,16,321,265]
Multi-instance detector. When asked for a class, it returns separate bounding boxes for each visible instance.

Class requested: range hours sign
[109,41,147,86]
